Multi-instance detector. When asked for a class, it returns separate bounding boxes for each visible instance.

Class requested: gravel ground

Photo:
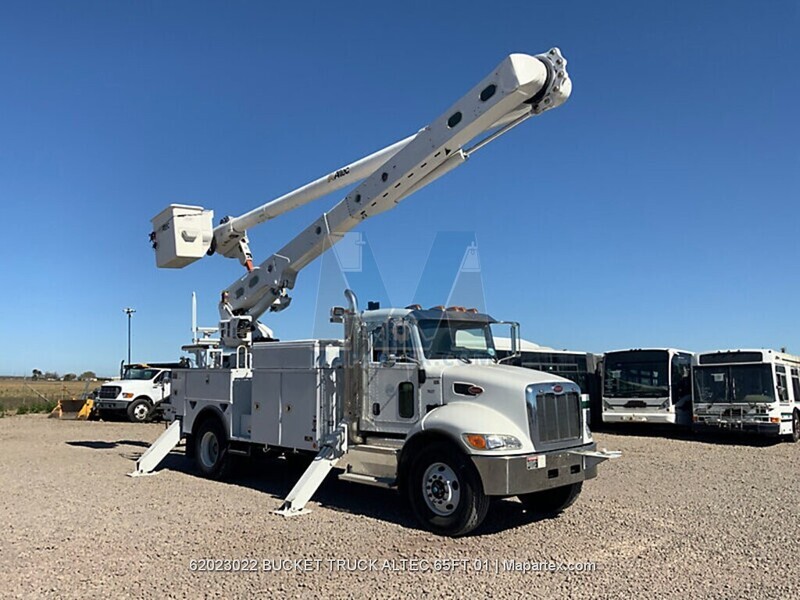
[1,415,798,599]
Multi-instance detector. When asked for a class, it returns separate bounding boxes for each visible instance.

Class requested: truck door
[363,319,420,435]
[152,370,171,404]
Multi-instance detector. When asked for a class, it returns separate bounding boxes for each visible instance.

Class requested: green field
[0,379,103,415]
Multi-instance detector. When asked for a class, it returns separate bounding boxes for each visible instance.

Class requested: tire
[193,417,232,480]
[518,482,583,516]
[127,398,153,423]
[790,410,800,443]
[406,442,489,537]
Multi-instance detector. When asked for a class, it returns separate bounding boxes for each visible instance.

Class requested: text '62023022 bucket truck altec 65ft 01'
[132,49,619,536]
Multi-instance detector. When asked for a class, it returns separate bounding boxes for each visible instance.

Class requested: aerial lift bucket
[48,398,95,420]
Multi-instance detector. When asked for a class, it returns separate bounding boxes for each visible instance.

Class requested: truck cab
[347,307,602,513]
[96,363,180,422]
[358,306,535,437]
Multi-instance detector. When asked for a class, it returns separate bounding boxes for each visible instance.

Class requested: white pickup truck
[96,363,182,422]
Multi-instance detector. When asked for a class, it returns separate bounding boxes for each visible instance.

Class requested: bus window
[791,369,800,402]
[776,366,789,403]
[671,353,692,404]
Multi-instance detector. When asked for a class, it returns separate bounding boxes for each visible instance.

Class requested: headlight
[122,392,134,399]
[463,433,522,451]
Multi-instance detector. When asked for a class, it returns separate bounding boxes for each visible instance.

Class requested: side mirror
[381,354,397,367]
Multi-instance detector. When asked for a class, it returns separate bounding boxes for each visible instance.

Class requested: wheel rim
[422,462,461,517]
[133,403,149,421]
[200,431,219,468]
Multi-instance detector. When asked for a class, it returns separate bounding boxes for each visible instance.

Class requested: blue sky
[1,1,798,376]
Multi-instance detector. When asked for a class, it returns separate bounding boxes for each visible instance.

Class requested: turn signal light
[770,417,780,423]
[465,434,487,449]
[463,433,523,450]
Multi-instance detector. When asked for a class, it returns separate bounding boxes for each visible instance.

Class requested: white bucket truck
[134,49,619,535]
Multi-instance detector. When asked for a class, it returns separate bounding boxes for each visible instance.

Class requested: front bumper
[602,411,676,424]
[693,418,780,436]
[470,443,620,496]
[95,400,129,411]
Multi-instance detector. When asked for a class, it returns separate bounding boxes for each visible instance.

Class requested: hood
[439,362,573,390]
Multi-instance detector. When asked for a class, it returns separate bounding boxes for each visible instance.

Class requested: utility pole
[123,307,136,365]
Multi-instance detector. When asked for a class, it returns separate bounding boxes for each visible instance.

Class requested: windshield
[416,319,496,360]
[123,368,159,381]
[604,350,669,398]
[693,364,775,404]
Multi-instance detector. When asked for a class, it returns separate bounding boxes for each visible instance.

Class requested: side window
[370,320,416,363]
[391,321,416,360]
[776,366,789,402]
[398,382,415,418]
[153,371,164,384]
[671,353,691,400]
[791,369,800,403]
[370,324,386,363]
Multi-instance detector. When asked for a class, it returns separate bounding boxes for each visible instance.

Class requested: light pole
[123,307,136,365]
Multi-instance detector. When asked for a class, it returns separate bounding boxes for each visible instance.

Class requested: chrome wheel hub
[422,462,461,517]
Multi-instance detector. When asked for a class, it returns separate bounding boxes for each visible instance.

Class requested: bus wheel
[791,410,800,443]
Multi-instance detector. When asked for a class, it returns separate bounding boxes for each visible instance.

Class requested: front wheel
[126,398,153,423]
[790,410,800,443]
[407,442,489,537]
[518,482,583,516]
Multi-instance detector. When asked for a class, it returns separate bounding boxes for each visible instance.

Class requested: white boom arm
[150,49,571,347]
[211,134,418,267]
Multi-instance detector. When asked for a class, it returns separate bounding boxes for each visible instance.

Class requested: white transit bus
[692,349,800,442]
[602,348,693,426]
[496,338,602,426]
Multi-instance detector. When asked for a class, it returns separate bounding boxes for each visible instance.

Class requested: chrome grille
[99,386,121,399]
[535,391,581,443]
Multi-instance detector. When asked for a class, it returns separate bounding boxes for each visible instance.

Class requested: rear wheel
[518,482,583,516]
[127,398,153,423]
[791,410,800,443]
[193,417,231,480]
[407,442,489,537]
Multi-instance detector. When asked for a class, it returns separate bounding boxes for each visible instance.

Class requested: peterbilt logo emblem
[553,384,563,393]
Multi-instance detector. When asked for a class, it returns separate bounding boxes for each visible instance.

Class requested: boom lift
[138,49,619,536]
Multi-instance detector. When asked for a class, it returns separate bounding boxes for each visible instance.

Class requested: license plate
[526,455,546,470]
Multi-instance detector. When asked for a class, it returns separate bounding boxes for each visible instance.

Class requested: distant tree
[63,373,77,381]
[79,371,97,380]
[44,371,59,380]
[32,369,42,380]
